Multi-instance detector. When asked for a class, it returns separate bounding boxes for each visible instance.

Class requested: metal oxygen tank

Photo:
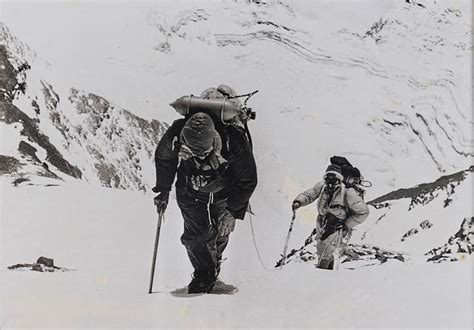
[170,95,241,123]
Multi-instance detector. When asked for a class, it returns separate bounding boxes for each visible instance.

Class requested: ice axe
[148,210,164,294]
[280,210,297,268]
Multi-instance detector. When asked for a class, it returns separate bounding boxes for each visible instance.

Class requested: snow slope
[358,168,473,258]
[1,0,472,197]
[0,178,471,328]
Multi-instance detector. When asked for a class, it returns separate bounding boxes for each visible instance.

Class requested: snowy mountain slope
[2,0,471,197]
[0,41,82,181]
[426,216,473,262]
[0,178,471,328]
[117,0,472,205]
[0,23,168,191]
[358,166,473,257]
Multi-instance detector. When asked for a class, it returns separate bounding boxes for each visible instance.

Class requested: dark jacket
[153,119,257,219]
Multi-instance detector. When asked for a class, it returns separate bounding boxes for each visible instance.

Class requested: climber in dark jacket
[153,112,257,293]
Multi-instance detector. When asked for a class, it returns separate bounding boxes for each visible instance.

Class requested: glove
[218,210,236,236]
[342,225,352,238]
[334,220,351,237]
[292,201,301,211]
[153,191,169,214]
[334,219,345,231]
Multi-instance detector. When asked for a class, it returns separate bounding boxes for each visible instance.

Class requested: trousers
[177,189,230,278]
[315,215,344,270]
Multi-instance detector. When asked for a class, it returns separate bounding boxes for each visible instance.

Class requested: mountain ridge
[0,23,167,191]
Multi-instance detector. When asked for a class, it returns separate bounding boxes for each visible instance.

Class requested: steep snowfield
[356,170,472,258]
[2,0,472,197]
[0,178,471,328]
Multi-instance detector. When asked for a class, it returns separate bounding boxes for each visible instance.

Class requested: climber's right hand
[292,201,301,211]
[153,191,169,214]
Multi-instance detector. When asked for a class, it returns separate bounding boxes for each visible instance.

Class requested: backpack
[329,156,371,196]
[170,85,258,149]
[329,156,361,183]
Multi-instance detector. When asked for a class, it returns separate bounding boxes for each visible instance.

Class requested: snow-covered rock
[426,216,473,263]
[0,23,167,191]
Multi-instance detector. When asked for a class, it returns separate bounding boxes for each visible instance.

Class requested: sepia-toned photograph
[0,0,472,328]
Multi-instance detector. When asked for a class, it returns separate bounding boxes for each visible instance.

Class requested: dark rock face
[0,47,16,100]
[0,155,21,174]
[94,162,121,189]
[343,244,405,264]
[64,89,167,191]
[401,228,419,241]
[37,256,54,267]
[1,100,83,179]
[1,25,168,191]
[401,220,434,241]
[426,217,473,262]
[18,141,40,162]
[368,167,471,209]
[419,220,433,229]
[12,177,30,186]
[0,44,83,180]
[364,19,388,44]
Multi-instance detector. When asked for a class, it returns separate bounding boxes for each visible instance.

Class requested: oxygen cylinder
[170,95,241,123]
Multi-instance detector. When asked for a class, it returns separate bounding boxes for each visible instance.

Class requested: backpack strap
[243,121,253,151]
[345,183,366,198]
[165,119,187,156]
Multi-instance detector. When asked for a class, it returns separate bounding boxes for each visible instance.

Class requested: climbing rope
[248,211,275,272]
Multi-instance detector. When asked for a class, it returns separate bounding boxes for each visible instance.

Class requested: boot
[188,273,217,294]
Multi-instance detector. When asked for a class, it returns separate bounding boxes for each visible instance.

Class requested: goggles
[193,146,213,160]
[324,173,341,185]
[180,144,213,161]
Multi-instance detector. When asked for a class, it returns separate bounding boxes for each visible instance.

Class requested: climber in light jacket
[292,164,369,269]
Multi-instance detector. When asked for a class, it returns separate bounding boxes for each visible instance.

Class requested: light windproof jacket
[294,181,369,229]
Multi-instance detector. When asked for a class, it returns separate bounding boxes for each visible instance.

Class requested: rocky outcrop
[8,256,70,272]
[62,88,167,191]
[1,24,168,191]
[0,44,82,179]
[400,220,433,242]
[0,155,21,175]
[368,167,472,209]
[276,225,406,268]
[426,217,473,263]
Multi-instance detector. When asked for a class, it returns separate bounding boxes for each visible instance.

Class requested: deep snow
[0,178,471,328]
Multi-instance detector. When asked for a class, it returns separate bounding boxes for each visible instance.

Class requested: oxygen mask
[325,173,341,192]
